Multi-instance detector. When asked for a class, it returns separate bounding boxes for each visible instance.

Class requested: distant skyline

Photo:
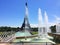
[0,0,60,27]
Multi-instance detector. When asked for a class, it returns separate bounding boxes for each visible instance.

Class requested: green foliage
[50,25,56,33]
[0,26,20,32]
[31,28,38,32]
[31,32,38,35]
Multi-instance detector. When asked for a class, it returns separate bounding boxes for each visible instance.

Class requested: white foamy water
[38,8,43,37]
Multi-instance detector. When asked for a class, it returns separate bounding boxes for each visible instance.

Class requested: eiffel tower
[21,2,31,32]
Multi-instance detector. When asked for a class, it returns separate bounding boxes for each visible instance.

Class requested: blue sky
[0,0,60,27]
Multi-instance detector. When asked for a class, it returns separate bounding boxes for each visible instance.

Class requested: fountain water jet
[44,11,49,36]
[38,8,44,38]
[44,11,53,39]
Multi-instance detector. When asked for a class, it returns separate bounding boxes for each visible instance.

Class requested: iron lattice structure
[21,2,31,32]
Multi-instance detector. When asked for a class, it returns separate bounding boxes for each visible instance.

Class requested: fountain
[12,6,55,44]
[44,11,53,39]
[38,8,52,39]
[44,11,51,33]
[44,11,49,37]
[20,2,31,41]
[12,2,55,45]
[30,8,55,44]
[38,8,43,38]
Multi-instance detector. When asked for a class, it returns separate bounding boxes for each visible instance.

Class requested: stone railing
[1,34,16,42]
[0,31,16,42]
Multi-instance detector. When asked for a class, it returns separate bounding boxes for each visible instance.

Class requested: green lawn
[31,32,38,35]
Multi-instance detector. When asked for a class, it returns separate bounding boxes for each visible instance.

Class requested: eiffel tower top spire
[25,2,28,17]
[25,0,28,6]
[26,2,27,6]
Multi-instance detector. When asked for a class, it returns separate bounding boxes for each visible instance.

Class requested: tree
[50,25,56,33]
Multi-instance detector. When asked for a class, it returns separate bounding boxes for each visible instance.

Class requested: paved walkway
[0,43,52,45]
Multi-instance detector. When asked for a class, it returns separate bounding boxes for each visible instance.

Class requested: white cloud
[30,22,56,28]
[54,15,60,24]
[30,24,38,28]
[49,22,56,26]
